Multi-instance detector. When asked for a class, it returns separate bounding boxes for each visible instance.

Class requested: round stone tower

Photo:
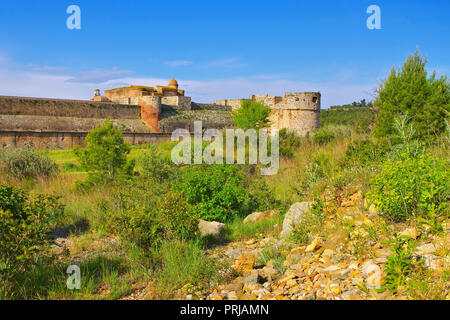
[269,92,321,135]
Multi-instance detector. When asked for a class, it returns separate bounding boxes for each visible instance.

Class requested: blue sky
[0,0,448,107]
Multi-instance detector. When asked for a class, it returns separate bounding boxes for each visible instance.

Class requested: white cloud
[164,60,193,67]
[207,58,247,69]
[0,59,377,107]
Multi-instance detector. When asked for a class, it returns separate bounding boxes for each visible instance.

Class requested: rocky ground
[52,190,450,300]
[183,191,450,300]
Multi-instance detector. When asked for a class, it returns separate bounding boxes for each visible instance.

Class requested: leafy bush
[246,176,283,213]
[0,149,58,179]
[387,115,426,160]
[368,153,449,222]
[279,129,301,157]
[374,50,450,140]
[383,235,422,293]
[74,120,134,183]
[0,185,64,280]
[137,145,177,184]
[178,164,247,222]
[313,129,335,145]
[106,185,197,249]
[343,139,390,167]
[232,99,271,129]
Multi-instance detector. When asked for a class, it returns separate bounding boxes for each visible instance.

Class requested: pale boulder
[280,202,313,238]
[243,210,279,225]
[198,219,226,237]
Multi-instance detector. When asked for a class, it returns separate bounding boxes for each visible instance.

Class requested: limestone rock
[284,246,306,267]
[243,210,279,225]
[280,202,313,238]
[362,260,382,289]
[416,243,437,255]
[198,219,226,237]
[305,237,322,252]
[341,191,363,207]
[323,230,348,250]
[234,254,256,274]
[399,227,420,239]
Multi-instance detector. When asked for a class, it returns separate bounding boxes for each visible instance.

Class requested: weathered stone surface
[362,260,382,289]
[305,237,322,253]
[323,230,348,250]
[243,210,279,225]
[234,254,256,274]
[280,202,313,238]
[198,219,226,237]
[416,243,437,255]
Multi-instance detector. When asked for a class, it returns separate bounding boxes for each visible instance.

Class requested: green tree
[374,50,450,139]
[74,119,134,181]
[232,99,271,129]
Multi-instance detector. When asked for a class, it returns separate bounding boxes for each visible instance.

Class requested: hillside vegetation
[0,51,449,300]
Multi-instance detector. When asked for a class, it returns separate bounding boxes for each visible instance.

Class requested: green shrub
[343,139,390,167]
[0,185,64,280]
[383,235,422,293]
[106,182,197,249]
[178,164,247,222]
[368,153,449,222]
[0,149,58,179]
[232,99,271,129]
[279,129,301,157]
[137,145,177,184]
[374,50,450,140]
[246,177,283,213]
[74,120,134,184]
[156,191,198,241]
[313,130,335,145]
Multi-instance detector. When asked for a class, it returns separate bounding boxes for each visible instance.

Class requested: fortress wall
[0,96,141,119]
[161,96,192,110]
[0,131,172,149]
[269,109,320,135]
[215,99,244,111]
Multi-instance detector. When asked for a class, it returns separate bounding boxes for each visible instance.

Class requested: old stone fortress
[0,78,320,149]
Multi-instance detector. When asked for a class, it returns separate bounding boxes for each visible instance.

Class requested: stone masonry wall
[0,96,141,119]
[0,131,172,149]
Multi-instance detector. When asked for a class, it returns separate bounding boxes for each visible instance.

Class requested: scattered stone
[234,254,255,274]
[374,257,388,264]
[198,219,226,237]
[362,260,382,289]
[225,248,242,259]
[399,227,420,239]
[416,243,437,255]
[323,230,348,250]
[341,191,363,207]
[244,210,279,225]
[305,237,322,253]
[284,246,305,267]
[280,202,313,238]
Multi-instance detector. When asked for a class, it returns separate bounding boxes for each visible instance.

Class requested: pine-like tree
[374,50,449,139]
